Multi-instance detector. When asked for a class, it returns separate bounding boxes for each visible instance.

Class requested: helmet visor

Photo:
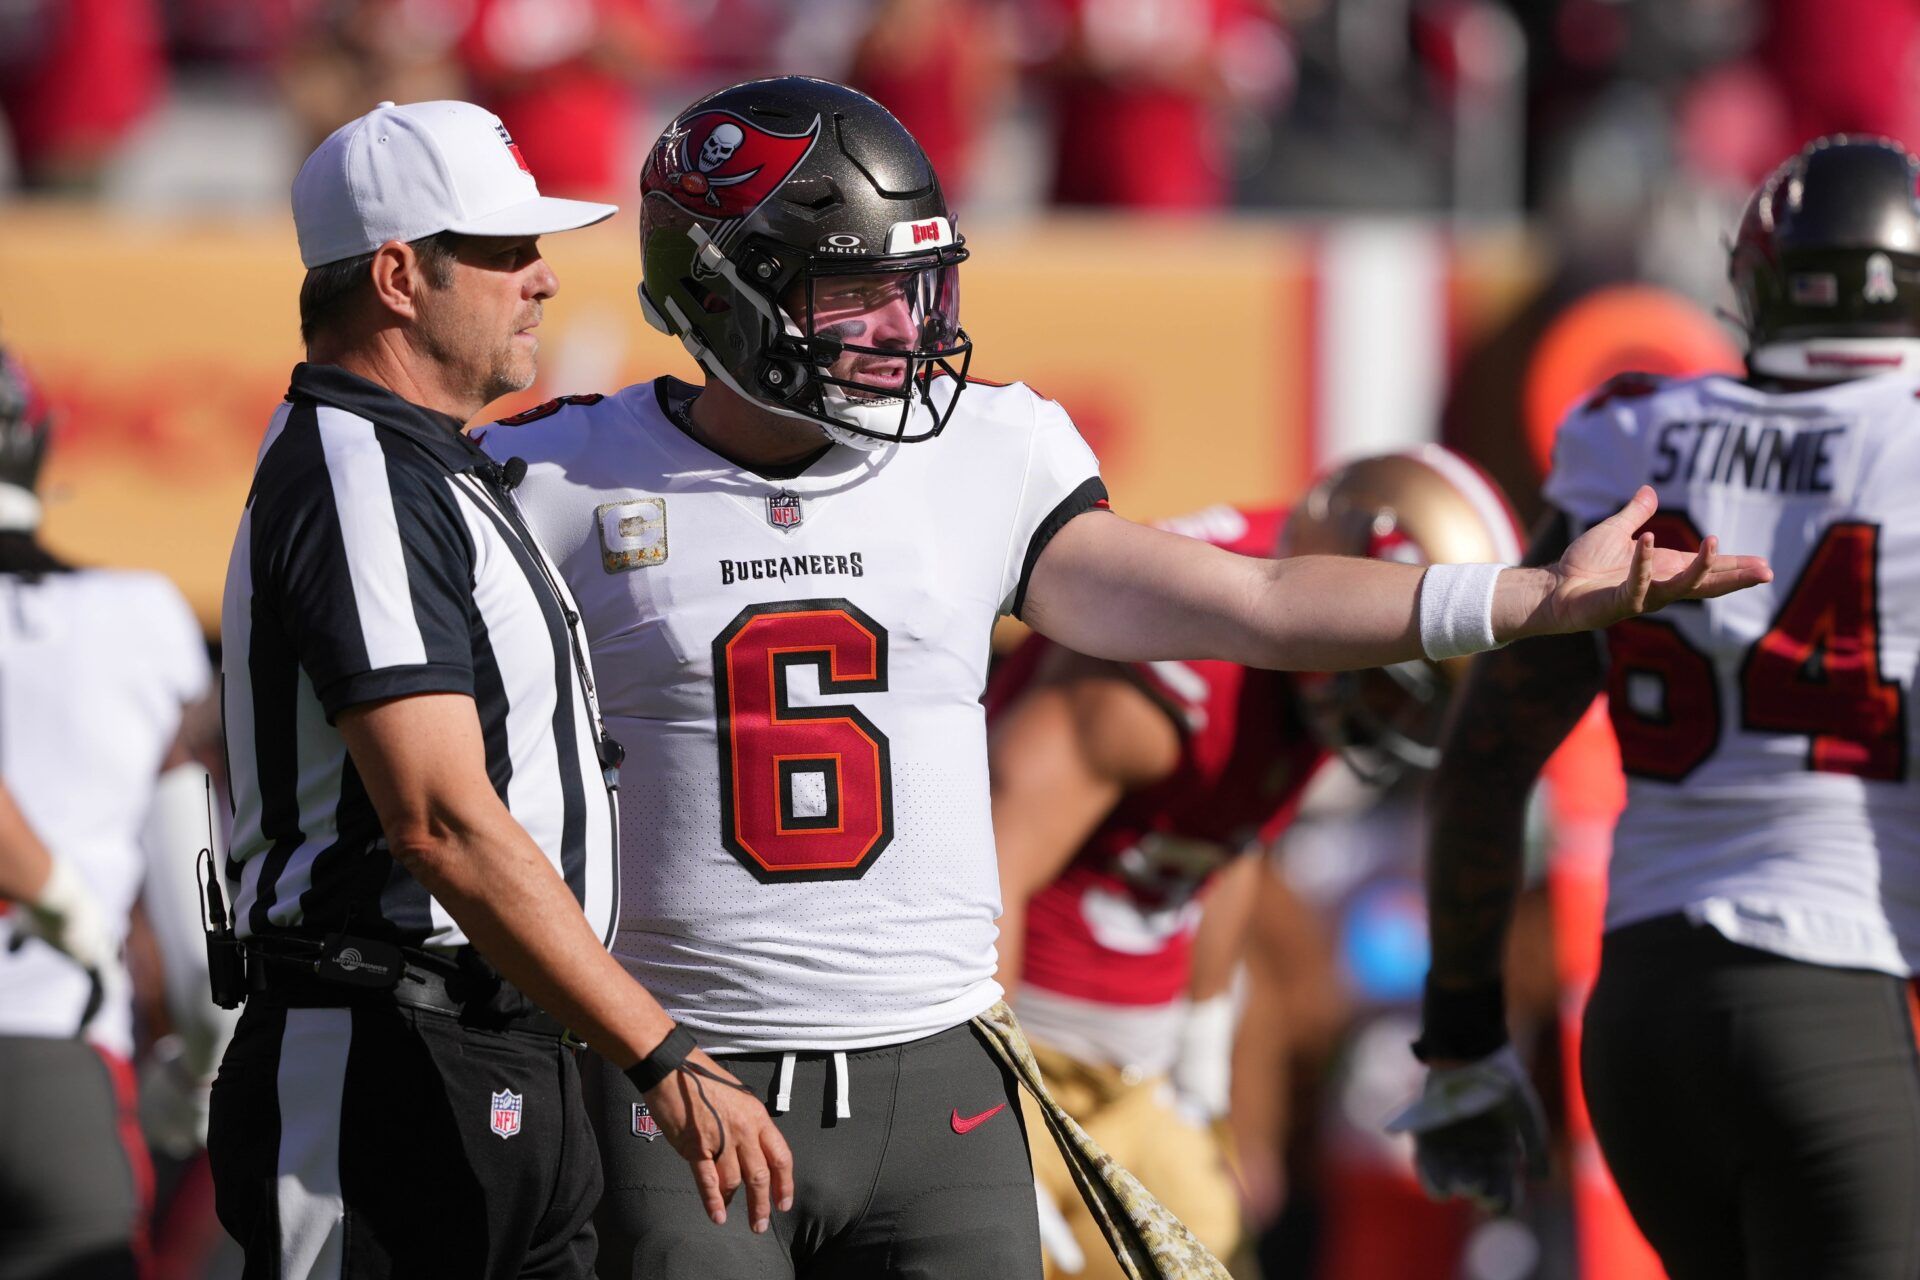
[799,262,964,401]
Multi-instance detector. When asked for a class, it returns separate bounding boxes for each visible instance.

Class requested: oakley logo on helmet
[647,109,821,222]
[818,233,866,255]
[887,217,954,253]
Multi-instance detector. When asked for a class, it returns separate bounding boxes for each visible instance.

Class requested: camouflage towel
[971,1000,1233,1280]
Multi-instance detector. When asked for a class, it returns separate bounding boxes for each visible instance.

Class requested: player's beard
[836,359,907,401]
[811,350,910,412]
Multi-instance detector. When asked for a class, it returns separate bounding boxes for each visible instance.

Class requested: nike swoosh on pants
[951,1104,1005,1134]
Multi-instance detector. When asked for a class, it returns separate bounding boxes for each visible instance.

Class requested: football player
[0,346,233,1278]
[480,75,1764,1276]
[1394,135,1920,1278]
[987,449,1525,1278]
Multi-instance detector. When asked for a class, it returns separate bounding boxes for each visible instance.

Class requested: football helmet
[637,76,971,450]
[1731,135,1920,381]
[1280,446,1525,781]
[0,346,52,513]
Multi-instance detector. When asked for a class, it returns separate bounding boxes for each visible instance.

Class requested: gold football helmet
[1280,446,1526,781]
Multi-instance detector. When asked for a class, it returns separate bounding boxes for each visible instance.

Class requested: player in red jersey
[988,448,1525,1276]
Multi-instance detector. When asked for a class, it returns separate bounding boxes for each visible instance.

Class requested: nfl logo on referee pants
[490,1089,523,1139]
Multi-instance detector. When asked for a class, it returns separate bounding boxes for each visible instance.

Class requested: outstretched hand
[1533,487,1772,635]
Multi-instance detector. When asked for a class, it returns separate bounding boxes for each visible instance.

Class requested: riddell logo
[911,221,940,244]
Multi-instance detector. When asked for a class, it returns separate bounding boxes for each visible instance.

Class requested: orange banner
[0,209,1538,631]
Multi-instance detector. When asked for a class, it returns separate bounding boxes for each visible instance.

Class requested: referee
[210,100,791,1277]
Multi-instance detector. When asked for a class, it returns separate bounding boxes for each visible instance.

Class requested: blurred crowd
[2,0,1916,242]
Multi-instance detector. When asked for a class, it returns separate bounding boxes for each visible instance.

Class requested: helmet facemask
[774,243,971,448]
[648,223,972,451]
[1293,661,1446,786]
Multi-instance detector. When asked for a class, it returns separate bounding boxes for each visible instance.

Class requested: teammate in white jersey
[1395,136,1920,1278]
[0,346,232,1278]
[483,75,1767,1277]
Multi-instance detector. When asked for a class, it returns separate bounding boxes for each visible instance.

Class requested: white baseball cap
[292,100,618,269]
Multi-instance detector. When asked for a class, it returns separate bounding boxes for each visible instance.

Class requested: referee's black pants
[209,1000,600,1279]
[1582,914,1920,1280]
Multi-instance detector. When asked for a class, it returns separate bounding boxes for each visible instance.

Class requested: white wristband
[1418,562,1507,661]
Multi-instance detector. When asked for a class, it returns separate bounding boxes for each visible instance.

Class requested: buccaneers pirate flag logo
[645,109,820,222]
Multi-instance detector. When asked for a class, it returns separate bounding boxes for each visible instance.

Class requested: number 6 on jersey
[713,600,894,881]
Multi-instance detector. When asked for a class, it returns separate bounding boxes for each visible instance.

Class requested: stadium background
[0,0,1901,1276]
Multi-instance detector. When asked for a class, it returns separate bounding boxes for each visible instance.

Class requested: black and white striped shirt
[219,363,617,949]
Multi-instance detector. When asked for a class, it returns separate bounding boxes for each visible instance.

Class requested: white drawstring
[774,1052,796,1115]
[832,1051,851,1120]
[769,1050,853,1118]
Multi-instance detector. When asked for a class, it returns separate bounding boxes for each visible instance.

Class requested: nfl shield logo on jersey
[767,490,804,530]
[490,1089,523,1140]
[632,1102,662,1141]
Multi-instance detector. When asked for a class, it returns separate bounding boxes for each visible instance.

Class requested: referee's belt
[244,934,571,1040]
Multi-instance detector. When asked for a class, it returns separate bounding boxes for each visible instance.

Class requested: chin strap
[1748,338,1920,381]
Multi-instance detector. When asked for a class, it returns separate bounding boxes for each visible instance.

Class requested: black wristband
[626,1024,697,1094]
[1411,977,1508,1063]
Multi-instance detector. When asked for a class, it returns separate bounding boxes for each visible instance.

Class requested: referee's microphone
[496,457,528,490]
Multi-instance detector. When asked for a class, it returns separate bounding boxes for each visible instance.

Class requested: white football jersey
[482,376,1105,1051]
[1547,371,1920,974]
[0,569,210,1054]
